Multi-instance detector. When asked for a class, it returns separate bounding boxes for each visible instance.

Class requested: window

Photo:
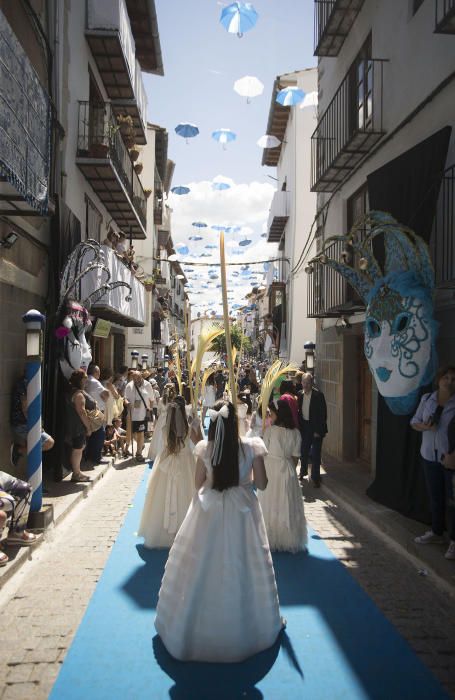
[85,195,102,241]
[349,35,373,135]
[346,183,369,306]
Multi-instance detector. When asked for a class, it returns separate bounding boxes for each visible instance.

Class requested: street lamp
[131,350,139,369]
[22,309,46,513]
[141,353,148,370]
[304,341,316,371]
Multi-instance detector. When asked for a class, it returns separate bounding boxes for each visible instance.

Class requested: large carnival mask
[56,240,131,380]
[307,212,437,415]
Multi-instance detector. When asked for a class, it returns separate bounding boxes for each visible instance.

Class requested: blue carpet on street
[49,465,449,700]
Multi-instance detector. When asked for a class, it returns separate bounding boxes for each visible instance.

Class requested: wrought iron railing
[154,165,163,225]
[430,165,455,288]
[0,8,51,213]
[435,0,455,31]
[314,0,337,52]
[311,59,386,191]
[314,0,365,56]
[77,101,146,226]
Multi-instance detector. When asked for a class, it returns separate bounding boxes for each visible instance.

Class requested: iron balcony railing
[77,101,146,227]
[435,0,455,32]
[0,8,51,214]
[154,165,163,225]
[314,0,366,56]
[307,239,366,318]
[430,164,455,288]
[311,58,386,192]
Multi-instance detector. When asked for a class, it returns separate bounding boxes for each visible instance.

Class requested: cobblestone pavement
[0,465,454,699]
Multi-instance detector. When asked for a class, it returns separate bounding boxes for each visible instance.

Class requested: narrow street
[0,462,454,699]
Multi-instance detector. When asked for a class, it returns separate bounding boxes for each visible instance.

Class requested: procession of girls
[137,371,313,663]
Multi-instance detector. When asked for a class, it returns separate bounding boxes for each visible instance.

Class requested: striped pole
[22,310,46,513]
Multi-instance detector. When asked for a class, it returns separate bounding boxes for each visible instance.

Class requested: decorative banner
[306,212,437,414]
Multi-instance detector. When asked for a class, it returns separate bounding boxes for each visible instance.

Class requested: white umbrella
[257,134,281,149]
[299,91,318,109]
[234,75,264,103]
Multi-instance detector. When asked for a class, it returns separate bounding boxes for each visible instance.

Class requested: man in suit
[297,373,328,487]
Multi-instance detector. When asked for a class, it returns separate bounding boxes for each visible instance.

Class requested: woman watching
[66,370,93,482]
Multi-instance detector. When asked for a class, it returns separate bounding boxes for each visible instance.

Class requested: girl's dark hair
[273,399,296,430]
[69,369,86,390]
[100,367,113,382]
[208,400,239,492]
[181,382,192,405]
[280,379,295,396]
[207,374,215,386]
[167,395,189,455]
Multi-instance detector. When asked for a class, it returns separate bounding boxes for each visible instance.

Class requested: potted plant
[117,114,135,148]
[134,162,143,175]
[90,122,119,158]
[144,188,152,199]
[142,276,155,291]
[129,145,140,162]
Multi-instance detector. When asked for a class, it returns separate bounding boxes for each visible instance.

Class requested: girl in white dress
[259,398,307,553]
[237,395,249,436]
[201,374,216,423]
[155,400,283,663]
[138,396,196,548]
[148,383,175,460]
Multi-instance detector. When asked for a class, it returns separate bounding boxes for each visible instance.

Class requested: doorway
[357,338,372,463]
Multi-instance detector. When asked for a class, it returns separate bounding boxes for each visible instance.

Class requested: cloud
[167,178,278,313]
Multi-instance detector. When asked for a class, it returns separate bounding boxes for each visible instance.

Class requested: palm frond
[259,360,298,427]
[191,323,224,408]
[201,367,216,397]
[171,341,183,395]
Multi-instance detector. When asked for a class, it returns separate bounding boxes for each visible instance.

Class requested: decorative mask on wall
[56,240,132,379]
[306,212,437,414]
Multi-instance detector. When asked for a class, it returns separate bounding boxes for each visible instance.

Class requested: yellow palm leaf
[201,367,216,398]
[259,360,298,427]
[191,324,224,408]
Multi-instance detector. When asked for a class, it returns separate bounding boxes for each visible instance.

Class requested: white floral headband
[208,404,229,465]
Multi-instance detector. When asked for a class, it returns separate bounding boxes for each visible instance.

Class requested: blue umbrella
[175,123,199,142]
[211,225,225,231]
[212,129,237,150]
[189,235,203,241]
[205,244,217,249]
[238,238,252,246]
[261,232,267,238]
[192,221,208,228]
[199,253,212,258]
[276,86,305,107]
[184,268,194,272]
[176,245,189,255]
[232,250,244,255]
[171,186,190,195]
[220,2,258,38]
[212,181,231,191]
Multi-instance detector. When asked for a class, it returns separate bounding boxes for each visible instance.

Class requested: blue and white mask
[307,212,437,415]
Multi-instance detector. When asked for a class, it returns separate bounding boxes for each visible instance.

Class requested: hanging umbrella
[175,123,199,142]
[205,244,218,249]
[220,2,258,38]
[234,75,264,103]
[276,86,305,107]
[232,249,244,255]
[176,245,189,255]
[299,91,318,109]
[212,129,237,150]
[261,232,267,237]
[189,235,203,241]
[212,181,231,191]
[238,238,252,246]
[257,134,281,149]
[171,185,190,195]
[192,221,208,228]
[183,268,194,272]
[211,225,225,231]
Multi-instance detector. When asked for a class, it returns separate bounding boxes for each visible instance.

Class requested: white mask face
[58,302,93,379]
[364,295,433,398]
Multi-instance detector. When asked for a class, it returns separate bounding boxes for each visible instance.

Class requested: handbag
[86,407,105,432]
[135,384,153,432]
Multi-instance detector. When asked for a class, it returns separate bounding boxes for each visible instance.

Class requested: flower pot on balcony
[144,282,154,292]
[134,162,143,175]
[90,142,109,158]
[144,188,152,199]
[129,147,140,162]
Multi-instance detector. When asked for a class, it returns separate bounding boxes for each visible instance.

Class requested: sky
[143,0,316,316]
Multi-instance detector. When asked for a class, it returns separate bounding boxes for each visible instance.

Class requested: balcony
[0,8,51,216]
[311,59,386,192]
[430,164,455,287]
[154,166,163,225]
[76,101,147,238]
[267,191,290,242]
[435,0,455,32]
[86,0,147,144]
[307,240,365,318]
[314,0,365,56]
[80,245,145,326]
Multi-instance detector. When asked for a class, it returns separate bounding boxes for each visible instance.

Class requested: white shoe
[414,530,444,545]
[444,541,455,560]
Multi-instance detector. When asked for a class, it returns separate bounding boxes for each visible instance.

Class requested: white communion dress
[154,437,282,662]
[259,425,307,553]
[138,437,196,548]
[237,401,249,437]
[246,409,263,438]
[148,399,168,460]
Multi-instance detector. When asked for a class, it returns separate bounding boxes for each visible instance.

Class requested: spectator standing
[411,366,455,560]
[10,373,54,470]
[124,370,155,462]
[297,372,328,487]
[154,368,166,396]
[65,370,92,481]
[100,367,122,425]
[85,364,109,467]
